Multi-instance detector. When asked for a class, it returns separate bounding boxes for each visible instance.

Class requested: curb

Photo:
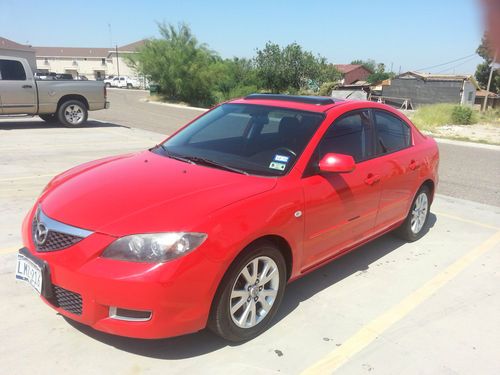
[140,98,207,112]
[434,137,500,151]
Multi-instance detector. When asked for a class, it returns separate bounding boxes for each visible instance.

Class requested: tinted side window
[318,110,373,162]
[0,59,27,80]
[374,111,411,153]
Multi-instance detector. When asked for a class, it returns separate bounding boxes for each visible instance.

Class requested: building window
[467,91,473,102]
[101,58,106,65]
[44,58,49,65]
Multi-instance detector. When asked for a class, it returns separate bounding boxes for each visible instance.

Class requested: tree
[127,22,218,106]
[255,42,340,93]
[475,34,499,93]
[351,59,376,73]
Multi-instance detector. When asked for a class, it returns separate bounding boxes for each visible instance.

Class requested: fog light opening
[109,306,152,322]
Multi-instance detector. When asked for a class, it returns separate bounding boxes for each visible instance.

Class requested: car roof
[230,94,342,112]
[229,94,407,117]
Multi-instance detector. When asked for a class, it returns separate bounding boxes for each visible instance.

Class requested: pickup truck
[104,75,140,89]
[0,56,109,127]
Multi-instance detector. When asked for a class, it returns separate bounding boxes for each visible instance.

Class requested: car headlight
[102,232,207,263]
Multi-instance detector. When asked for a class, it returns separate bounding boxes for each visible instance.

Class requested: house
[0,37,37,71]
[381,71,479,107]
[34,40,146,80]
[475,89,500,109]
[334,64,372,85]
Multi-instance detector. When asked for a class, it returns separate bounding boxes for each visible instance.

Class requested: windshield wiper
[152,144,195,164]
[183,156,249,175]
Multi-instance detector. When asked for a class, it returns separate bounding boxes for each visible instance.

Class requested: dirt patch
[423,123,500,145]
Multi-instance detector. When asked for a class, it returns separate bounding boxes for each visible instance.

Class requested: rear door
[301,109,383,269]
[0,58,36,114]
[372,109,421,230]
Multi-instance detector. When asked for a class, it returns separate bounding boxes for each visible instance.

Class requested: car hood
[41,151,277,236]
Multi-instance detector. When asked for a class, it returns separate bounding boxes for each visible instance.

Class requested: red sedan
[16,94,438,342]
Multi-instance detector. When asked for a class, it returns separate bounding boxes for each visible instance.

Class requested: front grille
[32,216,83,252]
[51,285,83,315]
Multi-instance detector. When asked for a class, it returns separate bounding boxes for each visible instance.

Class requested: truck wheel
[105,83,111,88]
[39,114,58,123]
[127,83,132,89]
[57,100,88,127]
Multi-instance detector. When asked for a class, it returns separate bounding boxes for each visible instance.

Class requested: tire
[208,241,287,342]
[127,83,132,89]
[39,114,58,123]
[57,100,88,127]
[394,185,431,242]
[105,83,111,88]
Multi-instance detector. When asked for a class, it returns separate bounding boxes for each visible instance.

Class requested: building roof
[34,40,146,58]
[396,71,480,89]
[334,64,366,74]
[475,89,500,98]
[0,37,35,52]
[118,40,146,52]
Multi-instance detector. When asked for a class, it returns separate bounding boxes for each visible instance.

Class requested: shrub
[451,106,475,125]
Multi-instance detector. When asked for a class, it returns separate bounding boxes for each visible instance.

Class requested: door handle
[409,160,420,170]
[22,85,33,89]
[364,173,381,186]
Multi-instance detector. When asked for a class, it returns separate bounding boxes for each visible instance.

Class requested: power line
[434,55,479,74]
[413,53,477,72]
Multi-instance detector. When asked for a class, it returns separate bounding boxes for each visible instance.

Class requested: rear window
[0,59,26,80]
[374,110,411,153]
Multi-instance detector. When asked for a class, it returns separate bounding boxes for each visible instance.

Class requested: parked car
[0,56,109,126]
[104,75,139,89]
[55,73,74,80]
[15,94,439,342]
[75,75,88,81]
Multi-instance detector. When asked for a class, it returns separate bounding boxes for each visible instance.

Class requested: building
[0,37,37,71]
[334,64,372,85]
[34,40,146,80]
[475,89,500,109]
[381,72,479,107]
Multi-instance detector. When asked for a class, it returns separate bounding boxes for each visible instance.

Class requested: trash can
[149,84,160,95]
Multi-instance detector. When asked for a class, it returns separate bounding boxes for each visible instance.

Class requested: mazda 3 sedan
[16,94,439,342]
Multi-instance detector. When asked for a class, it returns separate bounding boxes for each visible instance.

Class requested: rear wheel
[208,241,287,342]
[39,114,58,123]
[57,100,88,127]
[394,185,431,242]
[127,83,133,89]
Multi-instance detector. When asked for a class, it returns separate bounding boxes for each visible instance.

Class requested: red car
[16,94,438,342]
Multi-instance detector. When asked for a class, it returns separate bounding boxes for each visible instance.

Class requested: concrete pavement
[1,120,499,375]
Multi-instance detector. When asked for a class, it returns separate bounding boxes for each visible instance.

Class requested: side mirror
[318,153,356,173]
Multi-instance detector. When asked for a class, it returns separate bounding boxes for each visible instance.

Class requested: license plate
[16,253,43,294]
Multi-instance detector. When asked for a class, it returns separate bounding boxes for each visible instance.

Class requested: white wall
[461,81,476,106]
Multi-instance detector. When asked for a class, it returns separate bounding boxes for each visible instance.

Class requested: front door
[0,59,36,115]
[301,109,382,270]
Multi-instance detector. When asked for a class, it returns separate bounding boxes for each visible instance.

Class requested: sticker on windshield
[273,154,290,163]
[269,161,286,171]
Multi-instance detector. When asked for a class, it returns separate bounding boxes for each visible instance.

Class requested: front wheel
[208,241,287,342]
[394,185,431,242]
[105,83,111,88]
[57,100,88,127]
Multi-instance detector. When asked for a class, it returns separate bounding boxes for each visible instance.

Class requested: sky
[0,0,486,74]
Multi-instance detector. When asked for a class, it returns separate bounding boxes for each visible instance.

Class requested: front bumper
[21,214,224,339]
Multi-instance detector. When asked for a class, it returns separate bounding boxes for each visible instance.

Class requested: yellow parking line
[0,247,18,255]
[302,230,500,375]
[434,211,500,230]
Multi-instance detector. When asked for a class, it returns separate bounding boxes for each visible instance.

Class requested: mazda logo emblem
[34,221,49,245]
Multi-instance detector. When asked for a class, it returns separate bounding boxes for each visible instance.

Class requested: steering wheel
[273,147,297,157]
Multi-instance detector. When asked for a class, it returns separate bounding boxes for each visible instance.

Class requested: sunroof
[244,94,336,105]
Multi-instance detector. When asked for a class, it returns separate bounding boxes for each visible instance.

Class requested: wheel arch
[421,179,435,203]
[57,95,89,110]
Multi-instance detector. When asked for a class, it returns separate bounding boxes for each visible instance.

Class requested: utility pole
[483,51,498,112]
[115,44,120,78]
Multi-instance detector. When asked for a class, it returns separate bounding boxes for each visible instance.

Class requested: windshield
[154,103,324,176]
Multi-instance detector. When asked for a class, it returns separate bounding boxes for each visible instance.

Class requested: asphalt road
[92,89,500,207]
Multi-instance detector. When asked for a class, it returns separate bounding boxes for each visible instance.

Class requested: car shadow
[0,119,126,130]
[65,213,437,359]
